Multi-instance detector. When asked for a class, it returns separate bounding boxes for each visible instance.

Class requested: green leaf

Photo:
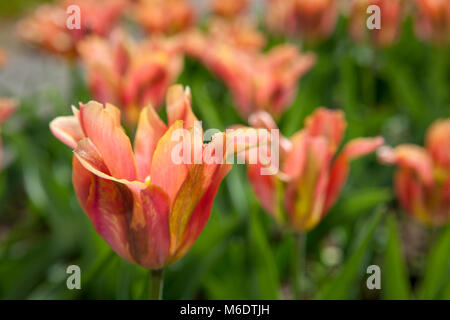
[417,224,450,300]
[249,199,279,299]
[383,215,411,299]
[316,208,384,299]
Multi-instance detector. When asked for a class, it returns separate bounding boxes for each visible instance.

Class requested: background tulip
[379,119,450,226]
[183,39,315,119]
[78,31,184,124]
[349,0,405,47]
[414,0,450,44]
[211,0,249,18]
[248,108,384,231]
[131,0,194,34]
[265,0,338,42]
[17,0,128,59]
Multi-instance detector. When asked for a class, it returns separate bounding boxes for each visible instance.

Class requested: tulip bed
[0,0,449,300]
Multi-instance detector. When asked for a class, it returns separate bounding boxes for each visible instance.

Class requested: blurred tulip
[248,108,384,231]
[212,0,249,18]
[62,0,129,42]
[379,119,450,226]
[17,0,128,59]
[182,16,266,58]
[132,0,194,34]
[294,0,339,41]
[184,40,315,119]
[78,31,183,124]
[414,0,450,44]
[265,0,338,42]
[18,5,76,58]
[0,98,18,170]
[349,0,405,47]
[50,85,266,268]
[208,17,266,52]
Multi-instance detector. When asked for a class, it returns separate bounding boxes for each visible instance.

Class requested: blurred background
[0,0,449,300]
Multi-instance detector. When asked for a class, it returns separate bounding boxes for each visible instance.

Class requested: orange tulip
[184,40,315,119]
[62,0,129,42]
[211,0,249,18]
[182,17,266,59]
[414,0,450,44]
[50,85,266,268]
[0,98,18,170]
[265,0,338,42]
[17,0,128,58]
[349,0,405,47]
[18,5,76,58]
[77,31,183,124]
[247,108,384,231]
[378,119,450,226]
[131,0,194,34]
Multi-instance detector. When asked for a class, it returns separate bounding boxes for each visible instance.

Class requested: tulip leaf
[417,224,450,300]
[249,198,280,299]
[316,208,384,299]
[382,215,411,300]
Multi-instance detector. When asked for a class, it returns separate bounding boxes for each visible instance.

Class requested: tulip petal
[150,120,189,204]
[283,130,307,179]
[426,119,450,168]
[72,156,135,264]
[378,144,434,186]
[79,101,137,181]
[134,105,167,181]
[136,184,171,268]
[169,163,232,263]
[50,116,84,148]
[247,163,278,214]
[304,107,346,153]
[324,136,384,212]
[166,85,198,129]
[285,136,330,231]
[74,138,146,189]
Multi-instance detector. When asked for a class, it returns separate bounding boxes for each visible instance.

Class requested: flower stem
[292,232,306,300]
[149,269,164,300]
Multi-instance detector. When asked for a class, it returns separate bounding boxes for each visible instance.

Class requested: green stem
[292,232,306,300]
[149,269,164,300]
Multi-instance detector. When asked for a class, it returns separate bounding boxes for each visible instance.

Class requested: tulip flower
[378,119,450,226]
[131,0,194,34]
[247,108,384,231]
[211,0,249,18]
[349,0,404,47]
[184,41,315,119]
[265,0,338,42]
[77,31,183,124]
[182,17,266,59]
[62,0,129,42]
[0,98,18,170]
[414,0,450,44]
[50,85,267,297]
[17,0,128,59]
[17,5,76,58]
